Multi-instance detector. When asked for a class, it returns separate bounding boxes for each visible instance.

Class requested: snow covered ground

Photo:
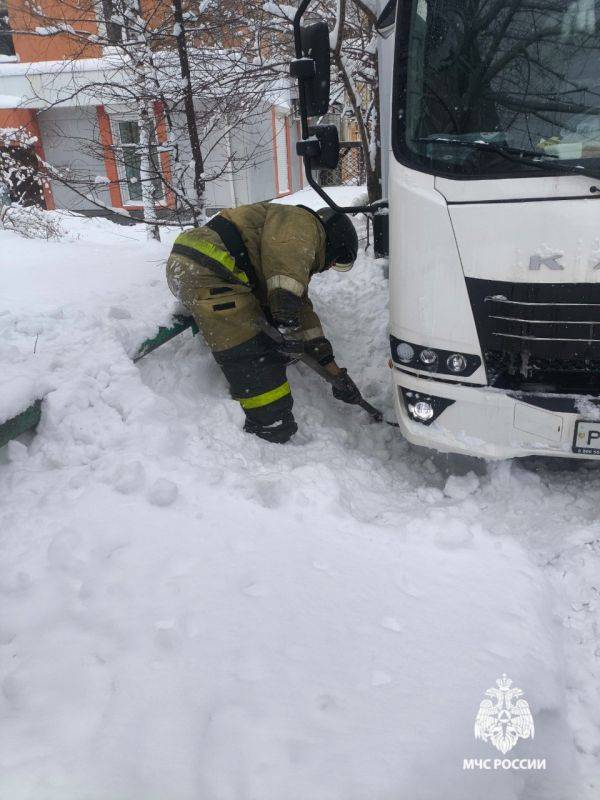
[1,192,599,799]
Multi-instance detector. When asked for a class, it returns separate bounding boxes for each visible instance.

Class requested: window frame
[97,0,141,46]
[0,0,15,58]
[109,113,166,207]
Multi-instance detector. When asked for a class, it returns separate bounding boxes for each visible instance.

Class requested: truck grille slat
[489,315,600,325]
[467,278,600,391]
[485,297,600,308]
[493,332,600,343]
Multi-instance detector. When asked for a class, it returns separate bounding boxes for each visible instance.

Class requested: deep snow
[0,194,599,799]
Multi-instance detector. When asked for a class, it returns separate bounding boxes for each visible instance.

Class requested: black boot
[244,412,298,444]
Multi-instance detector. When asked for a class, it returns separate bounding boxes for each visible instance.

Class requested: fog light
[396,342,415,363]
[400,388,455,425]
[409,400,434,422]
[419,349,437,366]
[447,353,467,373]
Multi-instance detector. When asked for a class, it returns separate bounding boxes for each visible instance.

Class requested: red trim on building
[97,106,124,208]
[0,108,55,209]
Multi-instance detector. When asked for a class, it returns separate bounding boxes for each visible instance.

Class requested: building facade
[0,1,304,215]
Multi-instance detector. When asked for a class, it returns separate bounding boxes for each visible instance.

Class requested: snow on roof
[0,49,292,109]
[0,94,24,109]
[0,56,123,77]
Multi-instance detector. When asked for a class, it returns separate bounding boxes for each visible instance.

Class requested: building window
[100,0,140,44]
[111,117,164,205]
[0,0,15,57]
[101,0,122,43]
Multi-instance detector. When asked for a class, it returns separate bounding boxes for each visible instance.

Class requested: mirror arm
[292,0,388,216]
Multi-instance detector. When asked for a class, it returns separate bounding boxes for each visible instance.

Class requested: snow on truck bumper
[392,368,600,461]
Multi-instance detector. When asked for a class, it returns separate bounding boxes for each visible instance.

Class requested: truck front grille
[466,278,600,392]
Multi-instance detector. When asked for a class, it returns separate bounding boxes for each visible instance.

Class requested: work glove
[269,288,302,329]
[277,325,305,358]
[332,368,362,405]
[304,336,335,367]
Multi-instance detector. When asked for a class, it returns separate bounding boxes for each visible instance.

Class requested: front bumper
[392,368,600,460]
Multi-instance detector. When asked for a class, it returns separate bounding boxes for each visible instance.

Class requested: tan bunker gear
[166,202,337,443]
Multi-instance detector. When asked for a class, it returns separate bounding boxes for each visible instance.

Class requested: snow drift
[0,201,598,799]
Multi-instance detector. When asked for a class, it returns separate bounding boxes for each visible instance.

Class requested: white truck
[291,0,600,460]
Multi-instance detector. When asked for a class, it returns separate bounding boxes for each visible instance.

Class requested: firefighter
[165,201,361,443]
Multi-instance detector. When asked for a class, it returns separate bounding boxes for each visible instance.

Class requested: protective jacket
[167,202,331,357]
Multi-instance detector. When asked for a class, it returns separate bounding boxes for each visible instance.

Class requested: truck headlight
[396,342,415,363]
[446,353,467,373]
[419,349,437,366]
[390,335,481,378]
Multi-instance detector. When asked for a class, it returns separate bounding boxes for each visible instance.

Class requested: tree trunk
[138,103,160,241]
[334,51,381,204]
[368,51,383,203]
[172,0,207,224]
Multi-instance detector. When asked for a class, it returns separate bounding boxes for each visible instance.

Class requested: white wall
[189,100,280,212]
[37,101,300,213]
[38,106,111,211]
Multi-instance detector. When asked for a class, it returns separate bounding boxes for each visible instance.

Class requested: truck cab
[292,0,600,460]
[388,0,600,459]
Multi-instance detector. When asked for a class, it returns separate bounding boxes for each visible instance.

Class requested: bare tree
[0,127,62,238]
[9,0,287,232]
[332,0,382,202]
[259,0,383,203]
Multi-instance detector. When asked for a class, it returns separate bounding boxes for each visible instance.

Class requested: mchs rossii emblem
[474,674,535,754]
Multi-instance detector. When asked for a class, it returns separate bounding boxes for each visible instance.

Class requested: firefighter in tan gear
[166,201,360,443]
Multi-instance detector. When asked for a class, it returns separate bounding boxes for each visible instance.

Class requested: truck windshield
[397,0,600,177]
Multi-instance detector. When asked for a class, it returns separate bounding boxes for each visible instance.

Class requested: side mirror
[376,0,397,38]
[296,124,340,169]
[290,21,331,117]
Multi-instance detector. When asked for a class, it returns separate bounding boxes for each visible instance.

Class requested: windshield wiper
[415,136,600,182]
[416,136,556,160]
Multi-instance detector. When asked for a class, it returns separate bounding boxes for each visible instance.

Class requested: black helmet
[316,207,358,271]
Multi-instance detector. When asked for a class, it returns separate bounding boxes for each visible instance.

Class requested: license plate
[573,420,600,455]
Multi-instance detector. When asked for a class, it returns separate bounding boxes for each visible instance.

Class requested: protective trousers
[166,228,297,443]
